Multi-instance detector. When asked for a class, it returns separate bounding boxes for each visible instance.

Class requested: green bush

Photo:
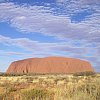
[73,71,95,76]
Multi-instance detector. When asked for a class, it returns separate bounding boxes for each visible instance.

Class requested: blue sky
[0,0,100,72]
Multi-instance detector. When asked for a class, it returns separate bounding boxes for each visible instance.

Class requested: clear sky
[0,0,100,72]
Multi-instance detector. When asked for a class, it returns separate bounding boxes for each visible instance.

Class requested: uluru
[6,56,94,74]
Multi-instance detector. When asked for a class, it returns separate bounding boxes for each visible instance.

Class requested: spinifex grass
[0,73,99,100]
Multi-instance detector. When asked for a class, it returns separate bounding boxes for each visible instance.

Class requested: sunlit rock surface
[7,57,94,74]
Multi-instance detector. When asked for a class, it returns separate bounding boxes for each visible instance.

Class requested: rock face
[7,57,94,74]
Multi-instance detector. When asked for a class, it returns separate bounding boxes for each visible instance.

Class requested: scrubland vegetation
[0,72,100,100]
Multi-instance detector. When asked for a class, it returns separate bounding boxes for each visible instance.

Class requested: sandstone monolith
[7,56,94,74]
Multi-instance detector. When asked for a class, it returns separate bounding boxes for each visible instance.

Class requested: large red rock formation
[6,56,94,74]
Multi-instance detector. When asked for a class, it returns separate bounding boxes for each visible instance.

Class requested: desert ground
[0,73,100,100]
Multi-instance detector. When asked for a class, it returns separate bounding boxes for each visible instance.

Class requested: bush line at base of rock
[0,71,96,76]
[73,71,95,76]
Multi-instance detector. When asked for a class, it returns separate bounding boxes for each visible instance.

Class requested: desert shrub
[0,94,4,100]
[1,82,16,93]
[0,94,14,100]
[75,82,100,100]
[73,71,95,76]
[0,73,5,76]
[0,73,27,76]
[26,77,33,83]
[85,71,95,76]
[7,86,17,93]
[21,88,53,100]
[54,77,100,100]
